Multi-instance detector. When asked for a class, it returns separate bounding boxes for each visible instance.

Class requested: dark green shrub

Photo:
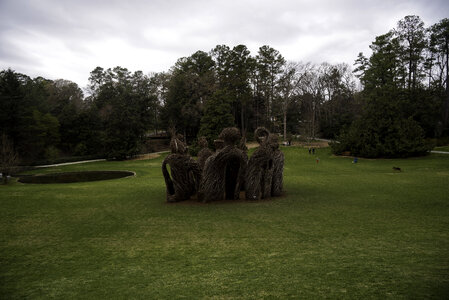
[332,117,432,158]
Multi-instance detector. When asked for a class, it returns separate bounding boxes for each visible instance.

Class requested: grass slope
[1,147,448,298]
[435,145,449,152]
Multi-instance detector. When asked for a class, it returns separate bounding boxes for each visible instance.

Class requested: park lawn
[435,145,449,152]
[1,147,448,299]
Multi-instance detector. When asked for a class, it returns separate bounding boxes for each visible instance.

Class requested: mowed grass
[1,147,448,299]
[435,145,449,152]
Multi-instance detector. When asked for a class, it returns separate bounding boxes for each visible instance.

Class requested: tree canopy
[1,15,448,162]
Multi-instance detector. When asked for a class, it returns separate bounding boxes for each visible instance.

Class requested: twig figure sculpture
[198,128,246,202]
[161,127,284,203]
[162,132,201,202]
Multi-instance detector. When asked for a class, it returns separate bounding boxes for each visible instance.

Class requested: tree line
[1,67,158,163]
[1,15,448,164]
[333,16,449,157]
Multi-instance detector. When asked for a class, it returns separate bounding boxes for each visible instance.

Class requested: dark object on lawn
[246,127,284,200]
[162,133,201,202]
[18,171,134,184]
[197,136,213,171]
[198,127,246,202]
[393,167,402,172]
[287,133,293,146]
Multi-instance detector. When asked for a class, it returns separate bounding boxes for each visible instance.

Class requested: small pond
[18,171,135,184]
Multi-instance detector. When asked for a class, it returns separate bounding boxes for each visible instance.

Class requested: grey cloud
[1,0,448,88]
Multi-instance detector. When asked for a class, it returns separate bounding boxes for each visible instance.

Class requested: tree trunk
[155,109,159,134]
[443,38,449,130]
[408,46,412,91]
[428,53,433,88]
[311,102,315,139]
[283,110,287,142]
[240,104,245,136]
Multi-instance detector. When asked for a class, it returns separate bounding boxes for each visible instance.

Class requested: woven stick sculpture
[268,134,284,197]
[245,127,284,200]
[162,133,201,202]
[196,136,213,171]
[214,139,224,151]
[198,128,246,202]
[237,134,248,191]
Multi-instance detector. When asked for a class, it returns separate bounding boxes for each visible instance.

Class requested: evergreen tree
[333,29,431,157]
[255,45,285,129]
[46,79,84,152]
[198,90,235,147]
[396,15,427,91]
[0,69,61,162]
[161,51,215,139]
[88,66,158,159]
[211,44,254,135]
[428,18,449,133]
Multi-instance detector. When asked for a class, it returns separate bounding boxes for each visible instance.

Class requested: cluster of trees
[0,67,158,163]
[1,45,358,163]
[1,71,84,164]
[1,15,448,166]
[332,16,449,157]
[158,45,359,146]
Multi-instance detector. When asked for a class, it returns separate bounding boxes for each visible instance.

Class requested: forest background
[1,16,448,163]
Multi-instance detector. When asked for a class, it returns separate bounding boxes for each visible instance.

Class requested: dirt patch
[246,142,259,149]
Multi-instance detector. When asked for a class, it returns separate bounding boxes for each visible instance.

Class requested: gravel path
[34,159,107,168]
[431,150,449,154]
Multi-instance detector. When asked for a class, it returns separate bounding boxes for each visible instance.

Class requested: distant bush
[331,117,432,158]
[44,146,60,163]
[74,143,88,156]
[435,136,449,147]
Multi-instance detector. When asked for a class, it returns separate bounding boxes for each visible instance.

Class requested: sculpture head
[255,127,270,145]
[267,134,279,150]
[176,134,185,142]
[198,136,209,149]
[219,127,241,146]
[170,134,187,154]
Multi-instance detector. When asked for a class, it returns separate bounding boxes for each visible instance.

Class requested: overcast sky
[1,0,448,89]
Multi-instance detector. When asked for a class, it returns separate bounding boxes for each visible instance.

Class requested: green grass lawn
[1,147,449,298]
[435,145,449,152]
